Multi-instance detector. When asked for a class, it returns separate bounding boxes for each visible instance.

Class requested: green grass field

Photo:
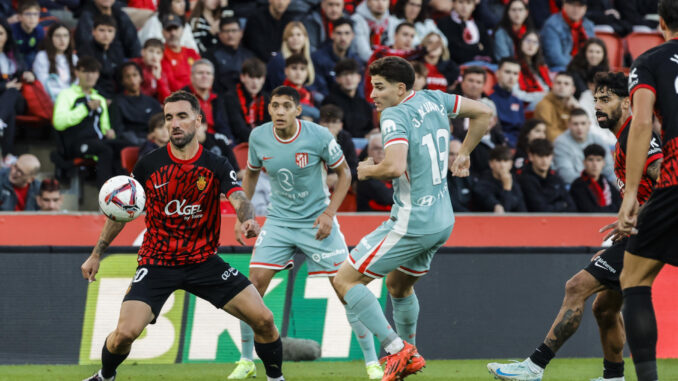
[2,359,677,381]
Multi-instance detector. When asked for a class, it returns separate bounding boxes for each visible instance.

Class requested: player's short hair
[395,21,415,35]
[411,61,429,77]
[593,71,629,98]
[569,108,589,120]
[165,90,202,116]
[76,56,102,72]
[528,138,554,156]
[148,112,165,133]
[18,0,39,13]
[659,0,678,31]
[332,17,353,31]
[271,86,300,105]
[584,143,606,159]
[39,178,60,195]
[369,56,415,90]
[116,61,143,84]
[285,53,308,68]
[497,57,520,70]
[554,71,575,82]
[489,146,513,161]
[462,65,487,80]
[241,58,266,78]
[93,14,117,29]
[319,104,344,123]
[219,16,240,30]
[143,38,164,50]
[334,58,361,76]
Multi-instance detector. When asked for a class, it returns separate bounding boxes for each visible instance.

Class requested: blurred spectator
[182,59,229,135]
[243,0,295,62]
[493,0,535,62]
[0,19,27,165]
[517,138,577,212]
[75,0,141,59]
[489,58,524,147]
[110,62,163,146]
[351,0,395,62]
[322,58,374,138]
[514,31,551,108]
[438,0,493,66]
[585,0,631,36]
[411,60,428,90]
[566,38,609,99]
[220,58,270,144]
[318,104,359,180]
[419,31,459,92]
[541,0,595,70]
[474,0,506,30]
[529,0,560,30]
[52,56,116,188]
[78,14,125,99]
[36,177,63,212]
[188,0,231,55]
[204,17,254,95]
[303,0,348,50]
[447,139,473,212]
[283,54,319,120]
[357,133,393,211]
[535,71,579,141]
[196,110,239,171]
[570,143,621,213]
[33,22,78,101]
[137,0,199,52]
[514,118,547,171]
[312,17,361,96]
[472,145,526,213]
[388,0,448,47]
[161,14,201,92]
[266,22,317,93]
[615,0,658,31]
[0,154,40,211]
[10,0,44,69]
[451,65,492,140]
[553,108,614,184]
[131,38,171,102]
[139,112,168,157]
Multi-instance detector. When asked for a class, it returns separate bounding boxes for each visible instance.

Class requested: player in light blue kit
[228,86,383,380]
[334,56,493,381]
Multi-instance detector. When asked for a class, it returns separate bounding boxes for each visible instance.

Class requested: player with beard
[487,72,662,381]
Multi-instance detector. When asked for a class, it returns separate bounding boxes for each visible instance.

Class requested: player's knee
[386,281,412,299]
[592,299,619,324]
[110,327,142,349]
[250,309,276,337]
[564,276,588,300]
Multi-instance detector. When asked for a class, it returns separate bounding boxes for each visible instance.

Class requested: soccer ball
[98,175,146,222]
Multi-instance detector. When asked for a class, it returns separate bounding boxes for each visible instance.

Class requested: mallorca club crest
[196,175,207,191]
[295,152,309,168]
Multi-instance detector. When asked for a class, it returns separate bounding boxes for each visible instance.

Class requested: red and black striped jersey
[628,38,678,189]
[132,144,242,266]
[614,116,663,205]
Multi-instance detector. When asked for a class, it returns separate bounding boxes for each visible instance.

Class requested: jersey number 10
[421,129,450,185]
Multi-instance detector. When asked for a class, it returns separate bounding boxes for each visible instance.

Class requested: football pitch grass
[2,358,678,381]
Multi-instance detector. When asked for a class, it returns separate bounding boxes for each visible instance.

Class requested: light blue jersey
[380,90,460,235]
[247,119,345,227]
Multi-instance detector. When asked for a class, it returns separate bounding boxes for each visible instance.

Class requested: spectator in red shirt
[131,38,171,102]
[181,59,226,135]
[515,31,552,108]
[418,31,459,92]
[283,54,320,120]
[161,13,200,92]
[0,154,41,211]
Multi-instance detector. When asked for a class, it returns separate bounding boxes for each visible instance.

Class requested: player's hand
[236,219,260,245]
[451,154,471,177]
[81,254,101,282]
[105,129,116,139]
[87,99,101,111]
[617,197,639,235]
[599,221,626,242]
[357,157,375,181]
[313,212,333,240]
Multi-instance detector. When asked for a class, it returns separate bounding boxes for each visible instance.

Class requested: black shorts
[123,254,250,323]
[627,186,678,266]
[584,238,626,292]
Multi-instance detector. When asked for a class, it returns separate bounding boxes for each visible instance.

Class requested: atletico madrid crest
[295,152,309,168]
[197,175,207,191]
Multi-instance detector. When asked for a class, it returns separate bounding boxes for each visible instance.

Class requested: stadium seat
[233,142,249,170]
[596,32,624,69]
[120,146,140,174]
[626,32,665,60]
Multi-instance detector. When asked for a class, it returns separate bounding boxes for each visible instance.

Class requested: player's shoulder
[137,144,169,168]
[249,122,273,142]
[300,119,333,139]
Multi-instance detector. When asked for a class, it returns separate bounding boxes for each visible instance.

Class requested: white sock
[524,358,544,373]
[604,377,624,381]
[267,376,285,381]
[384,336,405,354]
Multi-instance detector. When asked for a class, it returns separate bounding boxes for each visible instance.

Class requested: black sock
[623,286,658,381]
[529,343,555,369]
[603,359,624,379]
[254,337,283,378]
[101,342,129,378]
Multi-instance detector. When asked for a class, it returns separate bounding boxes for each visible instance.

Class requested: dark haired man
[81,90,284,381]
[312,17,362,96]
[78,14,125,99]
[75,0,141,59]
[535,71,580,142]
[617,1,678,379]
[303,0,348,50]
[332,56,493,381]
[488,71,662,381]
[489,58,524,147]
[36,178,63,212]
[204,17,254,95]
[570,143,622,213]
[472,146,526,213]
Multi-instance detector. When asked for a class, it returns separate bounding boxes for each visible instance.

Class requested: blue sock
[391,292,419,345]
[346,309,379,365]
[344,284,400,350]
[240,320,255,360]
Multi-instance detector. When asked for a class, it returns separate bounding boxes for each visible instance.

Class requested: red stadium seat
[233,142,249,170]
[596,32,624,69]
[626,32,665,60]
[120,146,140,174]
[483,68,496,96]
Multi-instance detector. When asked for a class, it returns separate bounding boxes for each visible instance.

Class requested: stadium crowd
[0,0,662,213]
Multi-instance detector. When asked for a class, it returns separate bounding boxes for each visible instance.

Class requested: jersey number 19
[421,129,450,185]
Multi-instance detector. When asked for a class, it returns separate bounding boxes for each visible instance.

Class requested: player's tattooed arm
[92,219,126,257]
[229,190,255,223]
[646,159,662,182]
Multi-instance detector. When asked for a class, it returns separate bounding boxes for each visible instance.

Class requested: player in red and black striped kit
[81,91,285,381]
[617,1,678,380]
[488,72,663,381]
